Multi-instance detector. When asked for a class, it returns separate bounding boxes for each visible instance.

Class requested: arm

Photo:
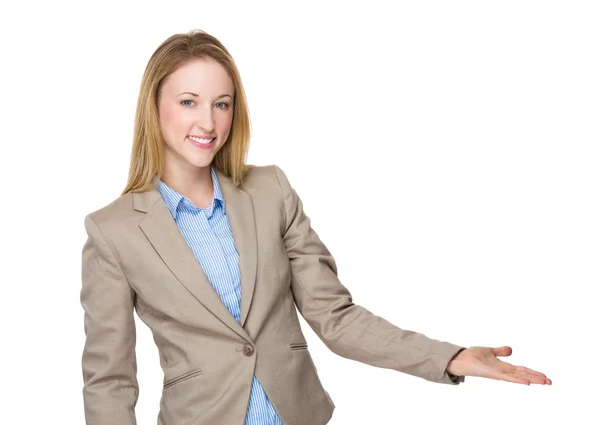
[80,214,139,424]
[273,165,465,385]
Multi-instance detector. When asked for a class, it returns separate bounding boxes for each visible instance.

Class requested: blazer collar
[154,165,226,219]
[133,168,257,342]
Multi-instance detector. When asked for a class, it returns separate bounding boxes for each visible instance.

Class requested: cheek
[217,112,234,133]
[159,104,187,138]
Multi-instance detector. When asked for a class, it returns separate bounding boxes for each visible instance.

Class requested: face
[157,57,235,177]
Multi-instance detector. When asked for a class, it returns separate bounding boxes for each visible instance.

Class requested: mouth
[187,135,215,148]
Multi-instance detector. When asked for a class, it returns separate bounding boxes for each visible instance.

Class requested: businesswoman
[80,30,551,425]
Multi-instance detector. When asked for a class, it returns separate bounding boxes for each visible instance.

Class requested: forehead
[162,58,234,94]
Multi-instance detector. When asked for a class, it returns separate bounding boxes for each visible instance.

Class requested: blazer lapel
[133,168,258,340]
[215,168,258,328]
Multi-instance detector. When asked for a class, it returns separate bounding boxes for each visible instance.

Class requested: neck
[161,164,214,204]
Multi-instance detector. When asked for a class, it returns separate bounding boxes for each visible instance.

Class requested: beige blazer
[80,164,465,425]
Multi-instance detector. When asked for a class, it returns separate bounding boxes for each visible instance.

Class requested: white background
[1,1,598,424]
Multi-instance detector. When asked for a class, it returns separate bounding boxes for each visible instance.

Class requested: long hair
[121,30,252,195]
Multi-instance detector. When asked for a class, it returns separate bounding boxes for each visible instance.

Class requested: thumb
[492,346,513,357]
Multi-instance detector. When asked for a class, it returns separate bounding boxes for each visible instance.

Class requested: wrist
[447,347,467,377]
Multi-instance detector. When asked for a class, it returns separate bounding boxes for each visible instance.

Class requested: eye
[215,102,230,110]
[181,99,195,107]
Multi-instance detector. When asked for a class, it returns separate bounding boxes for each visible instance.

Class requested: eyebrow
[177,92,233,99]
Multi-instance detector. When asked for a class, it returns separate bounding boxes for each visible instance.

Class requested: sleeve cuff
[446,347,467,384]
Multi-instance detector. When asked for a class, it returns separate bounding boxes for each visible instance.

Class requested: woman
[80,30,551,425]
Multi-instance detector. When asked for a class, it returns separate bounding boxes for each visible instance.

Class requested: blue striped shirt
[156,165,284,425]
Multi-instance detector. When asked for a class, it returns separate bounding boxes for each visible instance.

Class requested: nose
[194,105,215,132]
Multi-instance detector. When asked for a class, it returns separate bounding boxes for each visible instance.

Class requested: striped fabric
[156,165,285,425]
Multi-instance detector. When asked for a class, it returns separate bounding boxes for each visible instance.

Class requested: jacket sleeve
[273,165,465,385]
[80,214,139,424]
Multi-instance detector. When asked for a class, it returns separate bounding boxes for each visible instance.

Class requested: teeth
[188,136,214,144]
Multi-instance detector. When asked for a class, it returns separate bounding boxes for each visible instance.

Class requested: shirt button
[243,344,255,357]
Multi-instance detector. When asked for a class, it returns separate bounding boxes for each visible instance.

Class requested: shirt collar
[156,165,225,219]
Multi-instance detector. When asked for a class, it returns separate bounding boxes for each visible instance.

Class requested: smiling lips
[187,135,214,144]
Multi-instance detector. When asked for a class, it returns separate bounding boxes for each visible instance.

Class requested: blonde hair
[121,30,252,195]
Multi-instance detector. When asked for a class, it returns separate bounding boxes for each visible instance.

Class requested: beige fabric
[80,164,465,425]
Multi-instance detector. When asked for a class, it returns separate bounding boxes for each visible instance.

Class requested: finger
[515,365,548,378]
[498,372,530,385]
[517,371,548,384]
[492,362,551,385]
[489,373,531,385]
[514,366,552,384]
[492,346,513,357]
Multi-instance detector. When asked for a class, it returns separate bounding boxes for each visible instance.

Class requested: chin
[185,156,214,169]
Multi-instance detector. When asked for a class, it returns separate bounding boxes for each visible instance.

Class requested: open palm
[447,346,552,385]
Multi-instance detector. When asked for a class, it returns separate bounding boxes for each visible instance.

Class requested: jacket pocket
[290,342,308,350]
[163,368,203,389]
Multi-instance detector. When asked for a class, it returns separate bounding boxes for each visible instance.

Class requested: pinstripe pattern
[156,165,284,425]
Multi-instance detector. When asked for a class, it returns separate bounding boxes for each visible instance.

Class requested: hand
[447,346,552,385]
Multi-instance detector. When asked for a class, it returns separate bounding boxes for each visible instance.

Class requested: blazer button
[243,344,255,357]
